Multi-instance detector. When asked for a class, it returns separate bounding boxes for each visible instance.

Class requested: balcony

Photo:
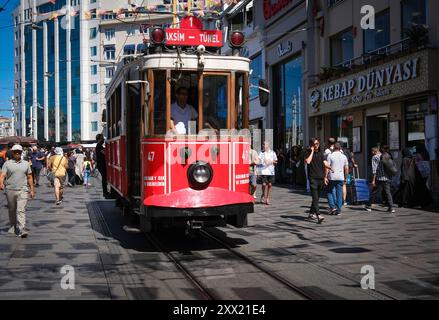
[316,26,431,85]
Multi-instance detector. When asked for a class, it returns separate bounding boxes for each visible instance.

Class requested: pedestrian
[304,138,325,223]
[324,138,336,160]
[30,146,45,187]
[365,146,396,213]
[74,148,85,185]
[341,146,357,205]
[67,151,76,187]
[325,143,349,216]
[258,141,277,205]
[249,146,260,199]
[82,156,93,187]
[0,144,35,238]
[96,134,110,198]
[0,146,6,169]
[5,142,14,161]
[48,147,68,205]
[395,148,416,208]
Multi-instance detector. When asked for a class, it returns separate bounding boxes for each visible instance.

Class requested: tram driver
[171,87,199,135]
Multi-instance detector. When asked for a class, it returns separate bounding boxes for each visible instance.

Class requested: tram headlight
[150,27,165,45]
[229,31,245,48]
[188,161,213,189]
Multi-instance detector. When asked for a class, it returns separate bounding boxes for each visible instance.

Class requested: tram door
[126,79,142,197]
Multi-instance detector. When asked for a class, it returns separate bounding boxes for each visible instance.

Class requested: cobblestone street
[0,178,438,299]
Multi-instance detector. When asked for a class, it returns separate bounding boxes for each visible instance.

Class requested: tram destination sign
[166,16,223,47]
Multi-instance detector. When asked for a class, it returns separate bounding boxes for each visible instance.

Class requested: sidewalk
[250,185,439,299]
[0,178,438,299]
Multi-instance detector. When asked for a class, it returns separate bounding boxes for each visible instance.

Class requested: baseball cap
[11,145,23,152]
[55,147,64,155]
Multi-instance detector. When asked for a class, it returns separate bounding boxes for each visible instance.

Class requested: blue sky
[0,0,18,118]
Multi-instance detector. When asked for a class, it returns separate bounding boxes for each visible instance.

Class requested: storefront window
[273,55,303,152]
[364,9,390,53]
[250,53,262,99]
[406,99,428,147]
[331,115,354,150]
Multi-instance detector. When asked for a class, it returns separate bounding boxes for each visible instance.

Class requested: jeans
[309,178,324,215]
[368,180,394,208]
[327,180,344,213]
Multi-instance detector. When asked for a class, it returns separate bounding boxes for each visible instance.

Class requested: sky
[0,0,18,118]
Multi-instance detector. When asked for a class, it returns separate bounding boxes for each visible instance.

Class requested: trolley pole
[173,0,178,25]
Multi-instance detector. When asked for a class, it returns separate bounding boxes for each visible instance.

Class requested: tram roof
[106,53,250,98]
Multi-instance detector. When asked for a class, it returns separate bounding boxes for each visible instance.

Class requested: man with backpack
[365,145,396,213]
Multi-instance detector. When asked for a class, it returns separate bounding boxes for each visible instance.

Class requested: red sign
[263,0,293,20]
[165,16,223,47]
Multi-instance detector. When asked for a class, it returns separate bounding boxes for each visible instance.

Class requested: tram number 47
[147,152,155,162]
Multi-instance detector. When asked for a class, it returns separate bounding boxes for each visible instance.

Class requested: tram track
[145,228,315,300]
[144,232,217,300]
[207,226,398,301]
[199,229,316,300]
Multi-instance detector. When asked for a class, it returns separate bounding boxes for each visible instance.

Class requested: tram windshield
[148,69,248,136]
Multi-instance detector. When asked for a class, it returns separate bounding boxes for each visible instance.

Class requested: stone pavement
[0,176,438,299]
[247,186,439,299]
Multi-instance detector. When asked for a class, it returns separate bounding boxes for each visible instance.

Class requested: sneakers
[16,228,28,238]
[7,226,15,235]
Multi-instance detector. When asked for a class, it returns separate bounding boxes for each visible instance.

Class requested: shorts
[249,173,257,186]
[32,167,42,176]
[54,176,66,189]
[260,175,275,184]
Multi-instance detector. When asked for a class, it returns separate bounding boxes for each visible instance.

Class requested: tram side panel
[106,136,128,197]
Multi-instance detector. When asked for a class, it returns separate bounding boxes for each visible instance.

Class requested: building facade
[13,0,170,142]
[0,117,14,138]
[307,0,439,195]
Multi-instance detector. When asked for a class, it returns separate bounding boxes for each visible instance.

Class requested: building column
[43,21,49,141]
[20,5,26,136]
[32,4,37,139]
[66,6,72,141]
[54,18,60,142]
[80,2,91,141]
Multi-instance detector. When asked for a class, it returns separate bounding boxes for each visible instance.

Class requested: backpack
[381,153,398,177]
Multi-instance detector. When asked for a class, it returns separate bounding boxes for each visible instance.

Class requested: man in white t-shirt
[258,141,278,205]
[325,142,348,216]
[171,87,198,134]
[324,137,336,160]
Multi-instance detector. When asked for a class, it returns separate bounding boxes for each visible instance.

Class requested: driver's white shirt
[171,102,198,134]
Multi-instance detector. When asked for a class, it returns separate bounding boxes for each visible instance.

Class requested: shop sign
[310,57,420,113]
[277,41,293,57]
[263,0,293,20]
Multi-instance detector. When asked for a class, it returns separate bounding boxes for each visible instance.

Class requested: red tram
[104,19,260,232]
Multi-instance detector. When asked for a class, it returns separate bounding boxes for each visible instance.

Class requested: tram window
[115,85,122,137]
[171,72,199,134]
[235,73,244,130]
[203,75,228,131]
[153,70,167,135]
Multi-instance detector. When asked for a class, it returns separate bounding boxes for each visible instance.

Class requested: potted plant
[404,24,429,49]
